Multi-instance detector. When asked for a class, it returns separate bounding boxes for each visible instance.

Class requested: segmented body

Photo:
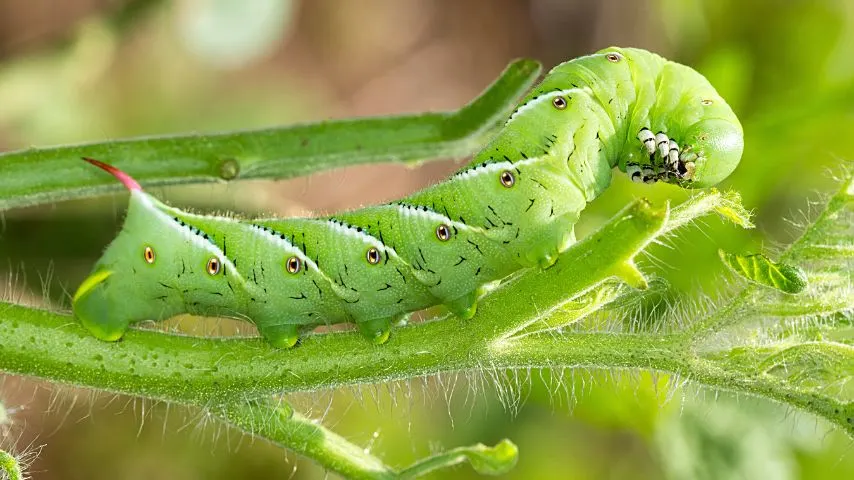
[72,47,743,347]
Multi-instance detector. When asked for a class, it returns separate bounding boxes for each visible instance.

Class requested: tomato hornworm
[72,47,743,347]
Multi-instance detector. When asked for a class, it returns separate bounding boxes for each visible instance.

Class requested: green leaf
[718,250,808,294]
[216,400,396,480]
[663,189,754,235]
[511,281,625,337]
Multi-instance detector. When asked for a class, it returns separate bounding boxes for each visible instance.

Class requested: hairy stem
[0,449,21,480]
[215,400,397,480]
[685,354,854,435]
[397,439,518,478]
[214,399,518,479]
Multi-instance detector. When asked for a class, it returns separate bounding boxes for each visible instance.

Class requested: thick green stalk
[0,59,541,211]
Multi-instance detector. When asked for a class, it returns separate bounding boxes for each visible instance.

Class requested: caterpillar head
[587,47,744,189]
[675,118,744,189]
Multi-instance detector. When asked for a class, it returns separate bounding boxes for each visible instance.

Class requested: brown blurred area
[0,1,108,59]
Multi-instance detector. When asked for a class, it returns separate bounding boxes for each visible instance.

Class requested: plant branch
[396,439,518,479]
[214,399,518,479]
[0,59,541,211]
[215,400,397,480]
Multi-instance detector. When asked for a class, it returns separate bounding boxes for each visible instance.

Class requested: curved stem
[215,400,396,480]
[397,439,517,478]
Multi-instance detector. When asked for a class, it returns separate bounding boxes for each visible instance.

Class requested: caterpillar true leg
[667,140,680,168]
[654,132,670,161]
[641,166,657,184]
[637,128,656,155]
[626,163,643,183]
[632,128,672,183]
[630,128,657,183]
[635,129,702,183]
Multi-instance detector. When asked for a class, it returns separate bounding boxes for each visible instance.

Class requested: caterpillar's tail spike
[82,157,142,191]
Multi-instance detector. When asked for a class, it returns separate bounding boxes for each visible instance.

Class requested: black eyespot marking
[366,247,381,265]
[500,170,515,188]
[435,224,451,241]
[143,246,155,264]
[206,257,221,276]
[606,52,622,63]
[286,256,301,274]
[701,99,714,105]
[552,96,567,110]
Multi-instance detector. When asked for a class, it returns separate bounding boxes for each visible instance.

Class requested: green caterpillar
[72,47,743,348]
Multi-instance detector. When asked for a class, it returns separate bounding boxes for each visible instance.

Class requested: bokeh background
[1,0,854,478]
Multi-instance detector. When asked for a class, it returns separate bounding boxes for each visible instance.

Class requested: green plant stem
[215,401,397,480]
[0,303,692,402]
[496,332,689,373]
[685,355,854,436]
[0,59,541,211]
[214,400,518,479]
[0,449,21,480]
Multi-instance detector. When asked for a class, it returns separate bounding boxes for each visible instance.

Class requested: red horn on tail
[82,157,142,191]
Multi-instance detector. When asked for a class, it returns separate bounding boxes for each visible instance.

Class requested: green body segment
[72,47,743,347]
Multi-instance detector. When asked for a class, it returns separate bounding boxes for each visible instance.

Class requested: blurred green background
[1,0,853,478]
